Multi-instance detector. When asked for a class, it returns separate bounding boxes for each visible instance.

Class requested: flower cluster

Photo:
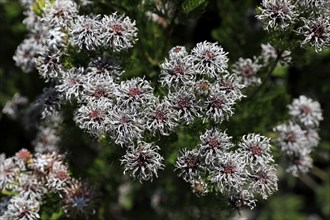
[175,129,278,210]
[0,149,97,219]
[257,0,330,52]
[273,95,323,176]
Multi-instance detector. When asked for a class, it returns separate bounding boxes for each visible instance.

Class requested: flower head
[190,41,229,78]
[288,95,323,128]
[121,142,165,182]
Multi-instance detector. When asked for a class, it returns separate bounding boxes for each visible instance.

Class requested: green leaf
[182,0,206,13]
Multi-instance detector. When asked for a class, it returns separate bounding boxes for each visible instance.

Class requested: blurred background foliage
[0,0,329,219]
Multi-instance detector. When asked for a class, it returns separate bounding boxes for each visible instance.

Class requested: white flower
[42,0,78,28]
[175,148,205,182]
[203,88,236,123]
[2,194,40,220]
[273,121,308,153]
[2,93,29,120]
[248,165,278,199]
[237,133,274,167]
[101,12,138,52]
[121,142,165,182]
[210,152,247,193]
[232,58,262,87]
[56,67,87,102]
[144,98,178,136]
[35,48,64,81]
[198,128,234,164]
[116,77,155,109]
[285,149,313,177]
[288,95,323,128]
[107,105,143,146]
[159,56,195,88]
[299,16,330,52]
[70,15,103,51]
[257,0,298,31]
[190,41,229,78]
[168,87,201,124]
[74,99,112,137]
[169,46,188,60]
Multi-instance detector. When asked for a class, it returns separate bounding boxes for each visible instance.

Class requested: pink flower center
[154,110,165,121]
[203,51,214,60]
[56,170,68,181]
[128,88,141,97]
[251,145,262,156]
[173,65,184,74]
[89,110,99,119]
[178,98,189,109]
[173,47,182,53]
[224,165,235,174]
[112,24,123,35]
[18,149,31,161]
[208,139,219,148]
[212,98,224,109]
[242,66,253,77]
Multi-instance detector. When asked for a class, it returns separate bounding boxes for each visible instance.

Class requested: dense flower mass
[175,129,278,209]
[0,149,96,219]
[11,0,327,215]
[273,96,323,176]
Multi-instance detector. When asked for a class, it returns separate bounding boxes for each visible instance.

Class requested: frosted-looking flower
[227,190,256,210]
[288,95,323,128]
[159,56,195,88]
[2,194,40,220]
[168,88,201,124]
[83,72,118,102]
[13,37,43,73]
[35,48,64,81]
[87,57,123,78]
[108,106,143,146]
[101,12,138,52]
[14,173,47,200]
[29,152,63,174]
[47,161,70,191]
[274,121,308,152]
[169,46,188,60]
[215,74,245,101]
[33,125,61,153]
[285,149,313,176]
[175,148,204,182]
[203,88,236,123]
[237,134,274,167]
[144,98,177,136]
[2,93,28,120]
[42,0,78,28]
[62,179,97,218]
[304,129,320,148]
[116,77,155,108]
[56,67,86,102]
[248,165,278,199]
[121,142,165,182]
[70,15,103,51]
[74,99,112,137]
[190,41,229,78]
[210,152,246,192]
[198,128,233,164]
[232,58,262,87]
[260,43,292,65]
[257,0,298,31]
[299,16,330,52]
[0,155,18,190]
